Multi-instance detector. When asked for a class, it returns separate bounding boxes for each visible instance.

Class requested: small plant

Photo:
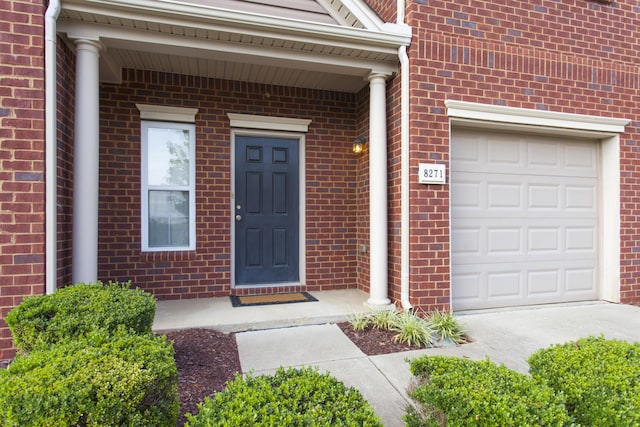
[528,336,640,427]
[428,309,466,344]
[391,311,435,347]
[348,311,372,331]
[185,366,382,426]
[370,306,400,330]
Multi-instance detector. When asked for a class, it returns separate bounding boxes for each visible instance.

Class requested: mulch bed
[164,328,241,426]
[337,321,427,355]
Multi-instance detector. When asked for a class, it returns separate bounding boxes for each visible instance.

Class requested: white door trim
[447,101,629,305]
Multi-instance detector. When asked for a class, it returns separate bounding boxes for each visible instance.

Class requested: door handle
[235,215,242,222]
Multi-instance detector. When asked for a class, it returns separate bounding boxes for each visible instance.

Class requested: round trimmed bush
[185,366,382,426]
[528,336,640,427]
[5,281,156,353]
[0,328,178,427]
[406,356,569,426]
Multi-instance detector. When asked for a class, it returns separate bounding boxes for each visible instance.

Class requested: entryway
[234,135,300,286]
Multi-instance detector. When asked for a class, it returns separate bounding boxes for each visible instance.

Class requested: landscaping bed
[166,321,427,425]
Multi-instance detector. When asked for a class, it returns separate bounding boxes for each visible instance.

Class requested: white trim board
[445,100,629,135]
[136,104,198,123]
[228,113,312,133]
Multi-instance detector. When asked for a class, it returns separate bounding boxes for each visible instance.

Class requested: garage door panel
[565,268,596,293]
[487,227,521,254]
[451,227,481,255]
[487,271,523,298]
[453,261,597,310]
[528,269,560,295]
[529,184,560,209]
[528,227,560,253]
[566,226,596,252]
[488,183,522,209]
[453,219,596,264]
[527,141,560,168]
[565,143,597,171]
[487,135,524,167]
[452,129,599,310]
[453,173,597,219]
[566,184,597,210]
[452,273,482,300]
[451,181,482,208]
[452,134,597,178]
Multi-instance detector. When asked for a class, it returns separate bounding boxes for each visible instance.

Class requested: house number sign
[418,163,446,184]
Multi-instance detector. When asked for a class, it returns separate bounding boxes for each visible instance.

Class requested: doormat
[230,292,317,307]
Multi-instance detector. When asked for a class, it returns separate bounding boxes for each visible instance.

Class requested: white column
[72,39,102,284]
[367,73,391,306]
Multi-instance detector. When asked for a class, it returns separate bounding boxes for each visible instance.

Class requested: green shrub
[185,366,382,426]
[370,306,400,330]
[528,336,640,427]
[5,281,156,352]
[428,310,466,344]
[391,311,435,347]
[406,356,569,427]
[0,328,178,427]
[348,311,372,331]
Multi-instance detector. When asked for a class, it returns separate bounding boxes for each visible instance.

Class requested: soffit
[57,0,411,92]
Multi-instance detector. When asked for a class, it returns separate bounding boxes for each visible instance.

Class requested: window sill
[140,250,197,262]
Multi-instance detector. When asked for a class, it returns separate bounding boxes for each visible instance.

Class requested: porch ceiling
[57,0,411,92]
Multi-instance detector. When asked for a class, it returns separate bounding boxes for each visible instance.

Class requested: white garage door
[451,129,599,310]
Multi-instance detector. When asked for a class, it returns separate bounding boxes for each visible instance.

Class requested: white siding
[186,0,337,24]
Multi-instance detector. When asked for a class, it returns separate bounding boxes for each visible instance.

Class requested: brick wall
[56,37,75,288]
[364,0,397,23]
[392,0,640,310]
[0,0,46,359]
[98,70,362,299]
[361,0,640,311]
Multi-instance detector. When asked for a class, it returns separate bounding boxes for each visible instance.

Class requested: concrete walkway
[153,293,640,426]
[235,302,640,427]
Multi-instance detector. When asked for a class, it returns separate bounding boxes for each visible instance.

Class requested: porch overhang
[57,0,412,92]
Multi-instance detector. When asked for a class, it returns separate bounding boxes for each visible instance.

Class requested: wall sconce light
[352,136,367,154]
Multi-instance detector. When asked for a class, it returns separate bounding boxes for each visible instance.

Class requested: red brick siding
[0,0,46,359]
[361,0,640,310]
[363,0,397,23]
[56,37,75,287]
[98,70,360,299]
[399,0,640,310]
[386,71,407,308]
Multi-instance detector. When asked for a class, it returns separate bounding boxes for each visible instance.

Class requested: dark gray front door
[235,136,299,285]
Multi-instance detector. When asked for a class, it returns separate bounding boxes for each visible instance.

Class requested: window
[141,120,196,251]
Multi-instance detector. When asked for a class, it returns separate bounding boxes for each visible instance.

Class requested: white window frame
[138,104,198,252]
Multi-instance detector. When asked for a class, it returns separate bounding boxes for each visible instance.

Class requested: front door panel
[235,136,299,285]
